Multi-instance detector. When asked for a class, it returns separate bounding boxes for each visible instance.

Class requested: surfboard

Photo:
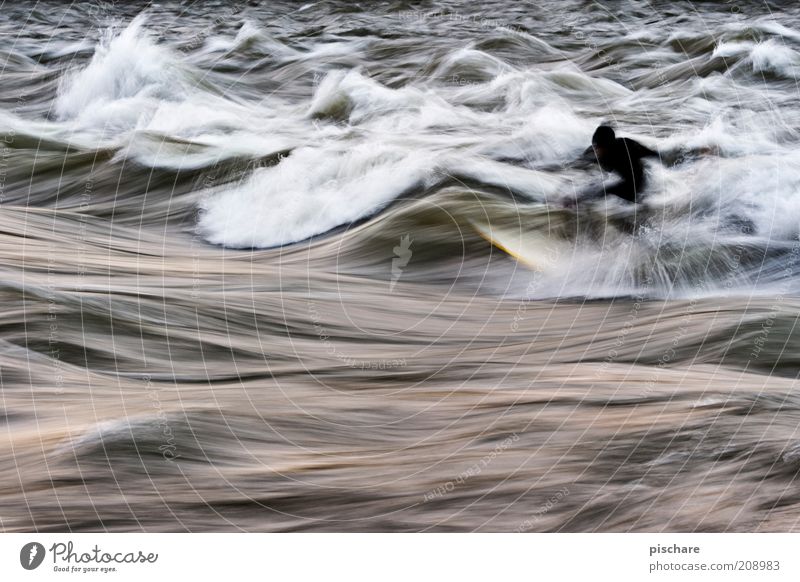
[471,218,564,272]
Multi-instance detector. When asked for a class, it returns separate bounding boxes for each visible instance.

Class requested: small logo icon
[390,234,413,292]
[20,542,46,570]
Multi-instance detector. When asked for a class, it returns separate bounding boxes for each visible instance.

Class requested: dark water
[1,1,800,531]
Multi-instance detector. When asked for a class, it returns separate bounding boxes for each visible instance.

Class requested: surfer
[568,125,661,206]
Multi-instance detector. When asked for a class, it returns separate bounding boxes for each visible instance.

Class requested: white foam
[203,20,296,58]
[431,47,513,82]
[712,41,753,60]
[55,15,186,130]
[480,105,592,165]
[752,20,800,45]
[308,69,438,123]
[749,39,799,77]
[197,144,440,248]
[448,156,565,200]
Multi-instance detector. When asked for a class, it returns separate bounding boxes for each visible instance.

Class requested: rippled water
[2,1,800,532]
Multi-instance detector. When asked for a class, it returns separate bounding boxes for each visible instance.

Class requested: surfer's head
[591,125,615,159]
[592,125,615,148]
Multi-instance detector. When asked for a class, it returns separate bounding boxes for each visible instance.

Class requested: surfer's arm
[655,144,721,166]
[639,144,659,158]
[622,137,662,163]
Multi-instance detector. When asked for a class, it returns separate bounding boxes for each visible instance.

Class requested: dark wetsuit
[586,126,659,203]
